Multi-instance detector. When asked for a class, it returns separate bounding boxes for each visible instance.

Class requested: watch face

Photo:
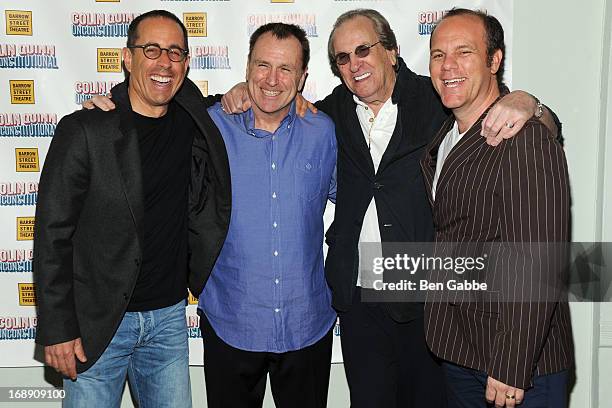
[536,104,543,118]
[534,98,543,118]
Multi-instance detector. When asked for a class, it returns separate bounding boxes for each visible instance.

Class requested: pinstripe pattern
[420,103,574,390]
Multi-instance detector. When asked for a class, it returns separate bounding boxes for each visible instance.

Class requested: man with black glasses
[34,10,230,407]
[86,22,337,408]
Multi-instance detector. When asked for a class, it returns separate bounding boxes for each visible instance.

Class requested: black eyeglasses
[334,41,381,65]
[128,44,189,62]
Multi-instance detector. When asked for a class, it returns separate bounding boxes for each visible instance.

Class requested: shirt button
[273,222,278,228]
[274,308,280,313]
[272,136,276,140]
[274,250,279,256]
[272,192,277,198]
[369,117,374,123]
[287,124,291,129]
[275,279,279,284]
[272,162,276,170]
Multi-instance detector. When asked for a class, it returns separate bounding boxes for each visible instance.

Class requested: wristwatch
[533,96,544,119]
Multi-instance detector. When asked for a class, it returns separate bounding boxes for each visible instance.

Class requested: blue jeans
[63,300,191,408]
[443,362,568,408]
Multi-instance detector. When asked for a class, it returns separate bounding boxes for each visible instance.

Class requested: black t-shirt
[127,103,194,311]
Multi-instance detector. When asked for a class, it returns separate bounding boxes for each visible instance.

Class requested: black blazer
[317,58,448,322]
[33,78,231,372]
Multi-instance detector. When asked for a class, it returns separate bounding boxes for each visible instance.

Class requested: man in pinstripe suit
[421,9,574,408]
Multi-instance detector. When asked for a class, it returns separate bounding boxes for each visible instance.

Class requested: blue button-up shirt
[199,101,337,352]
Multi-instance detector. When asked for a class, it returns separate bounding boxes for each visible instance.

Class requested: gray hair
[327,9,398,78]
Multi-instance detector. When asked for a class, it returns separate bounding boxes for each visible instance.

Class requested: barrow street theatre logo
[183,13,207,37]
[97,48,122,73]
[9,80,35,104]
[5,10,32,36]
[15,148,39,172]
[16,216,35,241]
[18,283,36,306]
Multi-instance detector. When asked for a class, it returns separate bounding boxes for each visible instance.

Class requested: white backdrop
[0,0,512,367]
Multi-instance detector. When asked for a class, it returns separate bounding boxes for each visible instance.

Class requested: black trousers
[340,288,446,408]
[200,313,333,408]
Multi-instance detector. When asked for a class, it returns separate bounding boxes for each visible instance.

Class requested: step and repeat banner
[0,0,512,367]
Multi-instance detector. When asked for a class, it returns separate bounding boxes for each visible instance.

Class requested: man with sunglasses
[220,8,560,408]
[319,9,564,408]
[34,10,230,407]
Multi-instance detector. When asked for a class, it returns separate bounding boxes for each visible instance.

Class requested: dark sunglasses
[334,41,381,65]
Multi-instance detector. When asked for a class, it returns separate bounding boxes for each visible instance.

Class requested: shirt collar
[243,99,298,137]
[352,94,369,108]
[352,94,395,113]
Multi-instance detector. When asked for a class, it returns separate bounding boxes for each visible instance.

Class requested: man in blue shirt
[198,23,337,408]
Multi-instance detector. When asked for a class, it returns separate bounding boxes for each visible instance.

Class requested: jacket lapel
[426,93,507,204]
[109,83,145,247]
[377,65,436,175]
[422,116,455,206]
[377,112,402,173]
[341,96,376,178]
[432,118,488,204]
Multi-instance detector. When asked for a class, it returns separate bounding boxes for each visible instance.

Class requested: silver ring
[505,122,514,129]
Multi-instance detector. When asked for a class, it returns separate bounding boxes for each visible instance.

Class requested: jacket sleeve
[544,104,564,145]
[202,94,223,108]
[33,114,90,346]
[314,90,337,117]
[181,77,222,108]
[488,122,570,389]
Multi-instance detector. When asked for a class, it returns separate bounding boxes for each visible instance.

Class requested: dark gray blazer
[33,78,231,373]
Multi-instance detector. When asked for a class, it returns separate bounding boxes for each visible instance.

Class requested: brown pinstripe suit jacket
[420,104,574,389]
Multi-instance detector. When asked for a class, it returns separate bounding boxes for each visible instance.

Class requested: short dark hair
[248,23,310,71]
[433,8,506,88]
[127,10,189,51]
[327,9,398,78]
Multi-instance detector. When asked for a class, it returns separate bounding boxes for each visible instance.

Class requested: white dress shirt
[353,95,398,287]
